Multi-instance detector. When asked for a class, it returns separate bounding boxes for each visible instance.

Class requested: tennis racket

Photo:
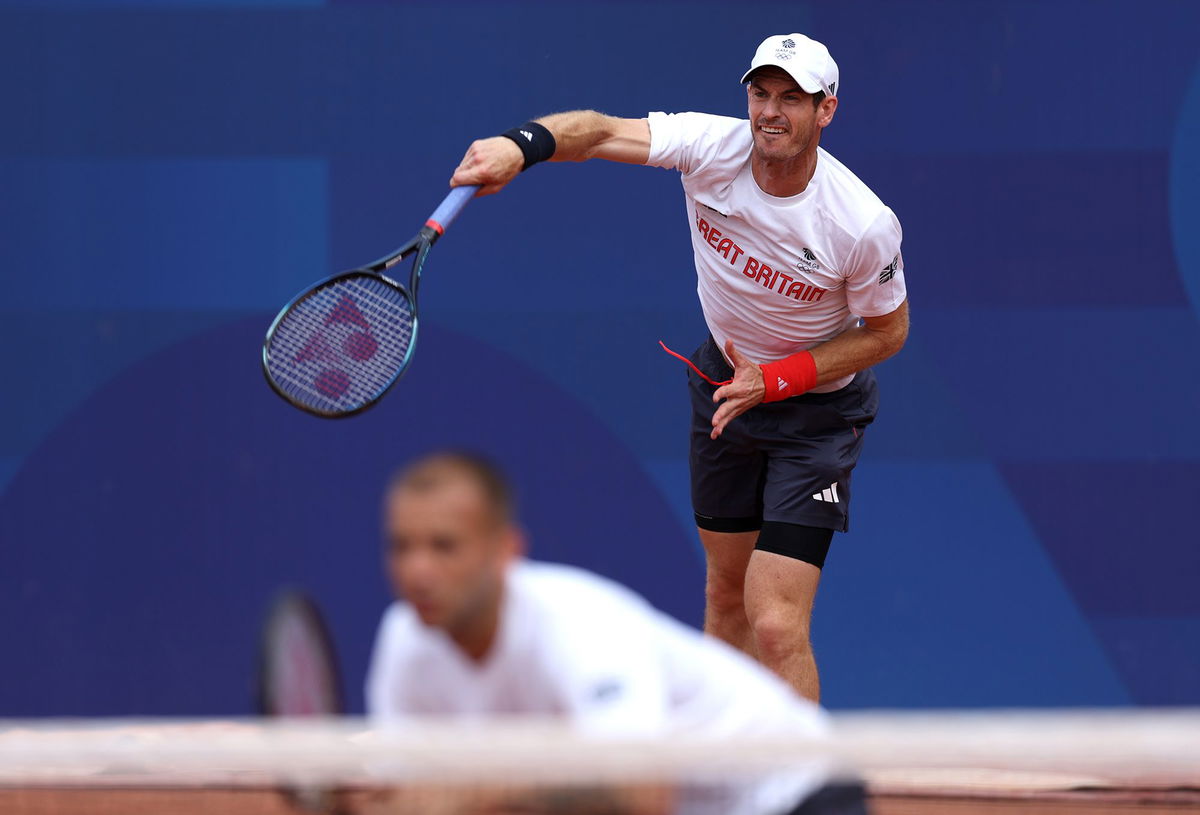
[256,589,343,718]
[257,590,346,814]
[262,184,479,418]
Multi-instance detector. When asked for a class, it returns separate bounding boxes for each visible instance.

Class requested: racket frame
[262,183,476,418]
[261,229,435,419]
[255,589,345,813]
[255,588,345,718]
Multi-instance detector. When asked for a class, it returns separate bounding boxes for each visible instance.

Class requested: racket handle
[427,185,479,235]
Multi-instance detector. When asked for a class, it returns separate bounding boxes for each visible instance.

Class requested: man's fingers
[710,407,734,439]
[714,386,748,405]
[451,162,489,188]
[449,138,522,192]
[725,339,749,368]
[449,164,482,189]
[710,414,727,440]
[711,398,742,432]
[452,174,505,196]
[711,402,726,427]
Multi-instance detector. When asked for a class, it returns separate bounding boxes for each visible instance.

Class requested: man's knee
[750,605,813,663]
[744,551,821,664]
[705,576,744,614]
[703,554,749,614]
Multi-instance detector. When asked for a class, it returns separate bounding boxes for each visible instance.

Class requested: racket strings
[265,275,415,415]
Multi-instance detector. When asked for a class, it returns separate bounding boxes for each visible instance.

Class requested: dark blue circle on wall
[0,317,699,716]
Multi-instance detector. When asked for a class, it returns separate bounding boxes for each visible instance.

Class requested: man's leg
[697,528,759,658]
[688,338,767,659]
[744,526,827,701]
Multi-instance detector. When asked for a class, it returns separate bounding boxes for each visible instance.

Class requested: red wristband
[760,351,818,402]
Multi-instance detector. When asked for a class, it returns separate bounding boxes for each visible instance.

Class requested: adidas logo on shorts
[812,482,840,503]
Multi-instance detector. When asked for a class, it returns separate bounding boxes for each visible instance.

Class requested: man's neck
[452,587,505,664]
[751,148,819,198]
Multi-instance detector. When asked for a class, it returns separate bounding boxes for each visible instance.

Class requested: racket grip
[427,185,479,234]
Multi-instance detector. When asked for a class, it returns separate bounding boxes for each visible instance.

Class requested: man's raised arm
[450,111,650,196]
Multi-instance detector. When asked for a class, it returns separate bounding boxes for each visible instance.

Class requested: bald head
[386,452,514,530]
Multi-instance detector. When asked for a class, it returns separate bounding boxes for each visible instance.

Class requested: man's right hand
[450,137,525,196]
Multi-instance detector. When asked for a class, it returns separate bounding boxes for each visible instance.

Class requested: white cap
[740,33,839,98]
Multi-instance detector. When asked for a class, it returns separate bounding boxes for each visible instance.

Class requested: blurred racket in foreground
[257,589,343,718]
[257,590,346,814]
[263,184,479,417]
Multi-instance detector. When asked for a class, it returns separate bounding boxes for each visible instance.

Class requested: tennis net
[2,710,1197,814]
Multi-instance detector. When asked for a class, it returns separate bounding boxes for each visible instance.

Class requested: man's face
[383,479,512,636]
[745,67,833,164]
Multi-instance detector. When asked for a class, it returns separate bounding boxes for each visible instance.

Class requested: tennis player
[449,33,907,702]
[366,452,867,815]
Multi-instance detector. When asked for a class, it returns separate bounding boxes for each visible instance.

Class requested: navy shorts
[689,336,879,533]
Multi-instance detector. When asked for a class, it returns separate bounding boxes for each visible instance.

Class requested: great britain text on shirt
[694,211,828,304]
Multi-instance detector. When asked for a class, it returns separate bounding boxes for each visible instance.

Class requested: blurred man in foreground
[366,452,867,815]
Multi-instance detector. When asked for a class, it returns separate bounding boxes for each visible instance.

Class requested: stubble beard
[752,134,811,171]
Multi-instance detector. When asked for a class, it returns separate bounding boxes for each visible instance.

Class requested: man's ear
[818,95,839,128]
[500,524,527,562]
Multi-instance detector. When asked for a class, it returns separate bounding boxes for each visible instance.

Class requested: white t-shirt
[647,112,906,392]
[366,561,833,815]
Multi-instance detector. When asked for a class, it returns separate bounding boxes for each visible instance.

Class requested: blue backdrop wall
[2,0,1198,715]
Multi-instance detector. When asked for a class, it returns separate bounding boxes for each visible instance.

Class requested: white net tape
[2,711,1197,791]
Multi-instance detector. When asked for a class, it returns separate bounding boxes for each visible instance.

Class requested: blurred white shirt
[367,560,835,815]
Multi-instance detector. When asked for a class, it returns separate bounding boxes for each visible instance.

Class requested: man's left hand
[710,340,765,440]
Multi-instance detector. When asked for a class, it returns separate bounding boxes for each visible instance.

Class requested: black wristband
[499,121,557,170]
